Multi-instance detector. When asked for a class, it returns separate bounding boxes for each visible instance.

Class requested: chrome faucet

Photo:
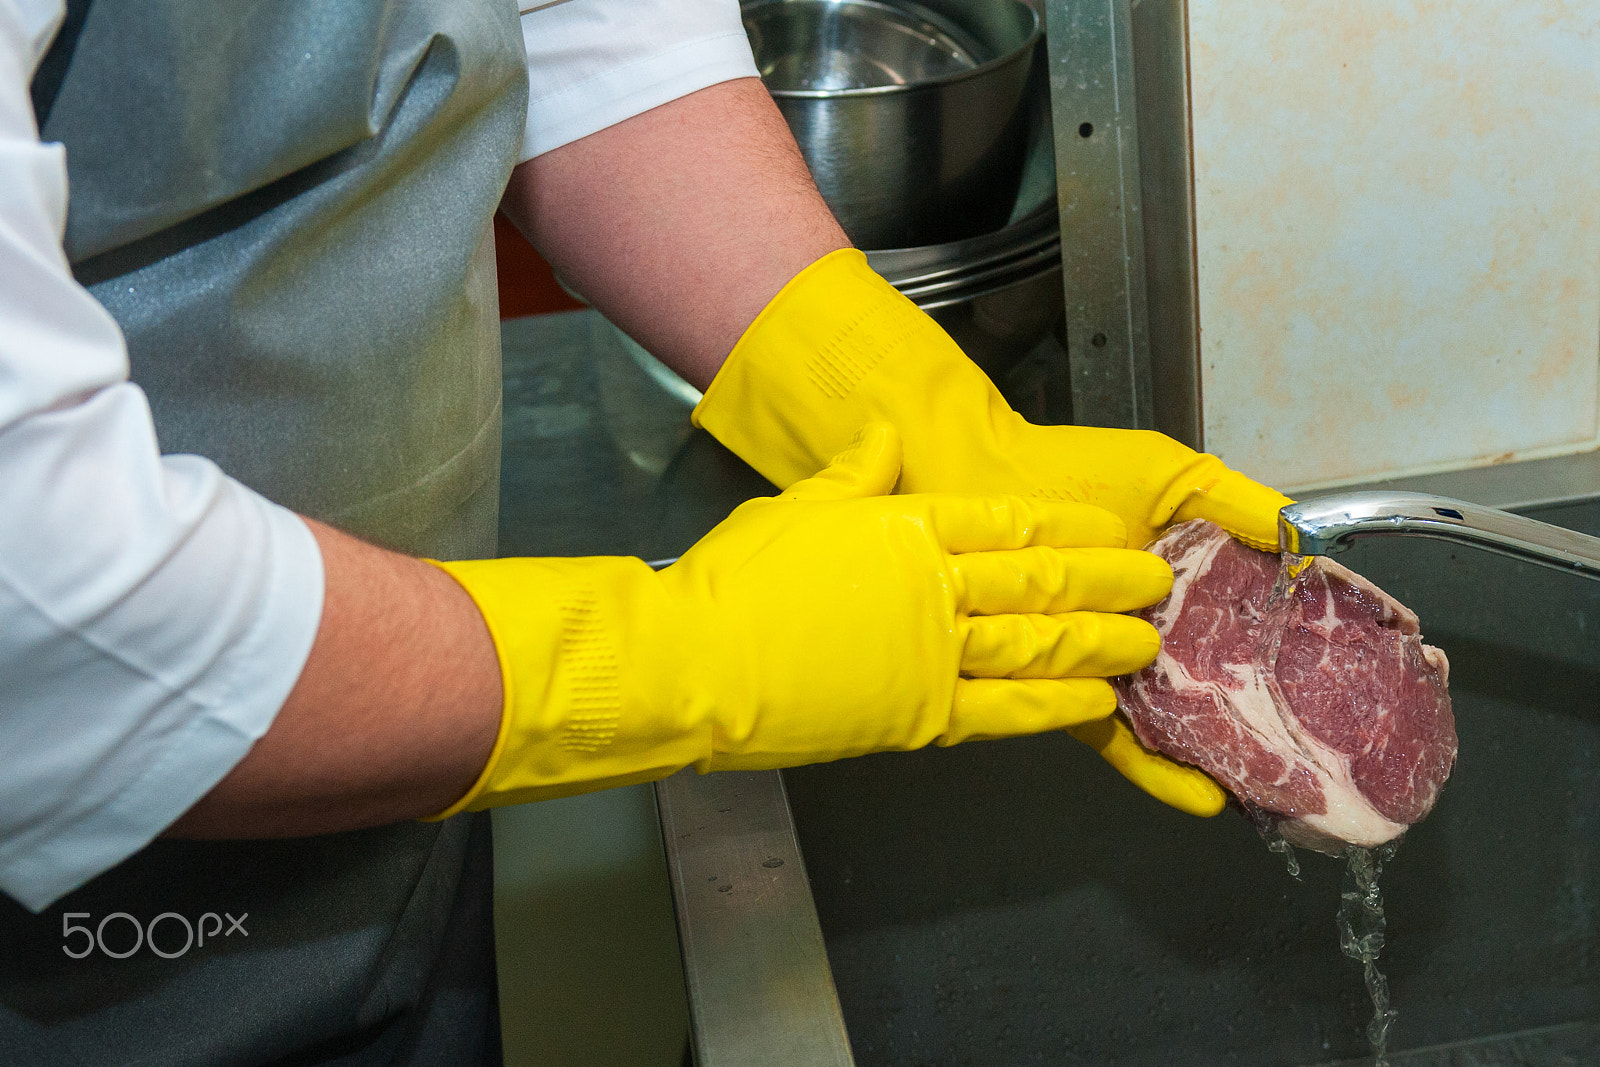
[1278,491,1600,581]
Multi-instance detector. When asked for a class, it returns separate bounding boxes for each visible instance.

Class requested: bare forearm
[499,77,849,390]
[168,519,502,837]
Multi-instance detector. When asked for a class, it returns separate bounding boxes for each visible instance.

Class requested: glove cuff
[423,557,708,817]
[423,558,521,820]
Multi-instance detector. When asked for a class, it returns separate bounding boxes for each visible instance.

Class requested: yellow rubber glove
[427,424,1179,817]
[691,249,1286,816]
[693,248,1290,551]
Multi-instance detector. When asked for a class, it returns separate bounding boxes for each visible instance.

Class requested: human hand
[691,250,1280,815]
[693,248,1291,551]
[428,424,1203,814]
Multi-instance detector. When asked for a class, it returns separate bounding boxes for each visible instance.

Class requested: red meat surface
[1114,520,1456,850]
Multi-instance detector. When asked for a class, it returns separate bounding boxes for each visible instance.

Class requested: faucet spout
[1277,492,1600,581]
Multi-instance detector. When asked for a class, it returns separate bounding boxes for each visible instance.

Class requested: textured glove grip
[422,557,704,818]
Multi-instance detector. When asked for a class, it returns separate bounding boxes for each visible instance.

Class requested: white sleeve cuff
[0,497,324,913]
[519,0,759,160]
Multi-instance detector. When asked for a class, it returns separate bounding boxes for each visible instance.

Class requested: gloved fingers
[780,422,903,502]
[1166,461,1293,552]
[925,495,1128,553]
[951,547,1173,615]
[1067,714,1227,817]
[943,677,1118,745]
[960,612,1161,679]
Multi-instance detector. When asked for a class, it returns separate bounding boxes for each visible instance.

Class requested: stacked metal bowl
[746,0,1046,249]
[752,0,1060,381]
[865,119,1060,385]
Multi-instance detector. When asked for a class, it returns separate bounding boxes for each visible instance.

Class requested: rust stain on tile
[1386,383,1429,410]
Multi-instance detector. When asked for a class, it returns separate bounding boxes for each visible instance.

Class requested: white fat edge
[1293,792,1408,848]
[1145,523,1228,633]
[1423,643,1451,686]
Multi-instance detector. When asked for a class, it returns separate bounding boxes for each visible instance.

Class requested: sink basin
[623,401,1600,1065]
[774,498,1600,1064]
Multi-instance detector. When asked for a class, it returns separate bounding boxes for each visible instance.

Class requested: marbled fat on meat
[1114,521,1456,850]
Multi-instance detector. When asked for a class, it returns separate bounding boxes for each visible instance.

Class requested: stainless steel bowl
[745,0,1045,250]
[746,0,986,90]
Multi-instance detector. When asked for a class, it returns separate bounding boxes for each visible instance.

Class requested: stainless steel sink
[657,473,1600,1066]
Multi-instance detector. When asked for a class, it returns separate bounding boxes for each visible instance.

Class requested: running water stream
[1339,842,1401,1066]
[1254,828,1402,1064]
[1264,552,1403,1064]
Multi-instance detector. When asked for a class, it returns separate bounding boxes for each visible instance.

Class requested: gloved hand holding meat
[1115,520,1457,852]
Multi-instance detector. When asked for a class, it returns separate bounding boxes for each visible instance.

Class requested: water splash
[1265,831,1301,880]
[1281,550,1315,583]
[1338,842,1401,1066]
[1250,810,1302,880]
[1269,551,1313,606]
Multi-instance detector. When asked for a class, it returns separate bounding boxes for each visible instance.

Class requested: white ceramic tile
[1188,0,1600,492]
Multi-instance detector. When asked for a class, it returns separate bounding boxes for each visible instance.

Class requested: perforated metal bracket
[1043,0,1154,430]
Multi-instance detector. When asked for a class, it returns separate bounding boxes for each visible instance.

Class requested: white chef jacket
[0,0,758,912]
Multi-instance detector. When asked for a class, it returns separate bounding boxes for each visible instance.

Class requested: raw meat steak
[1114,520,1455,851]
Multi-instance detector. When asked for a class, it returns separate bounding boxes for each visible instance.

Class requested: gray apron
[1,1,528,1062]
